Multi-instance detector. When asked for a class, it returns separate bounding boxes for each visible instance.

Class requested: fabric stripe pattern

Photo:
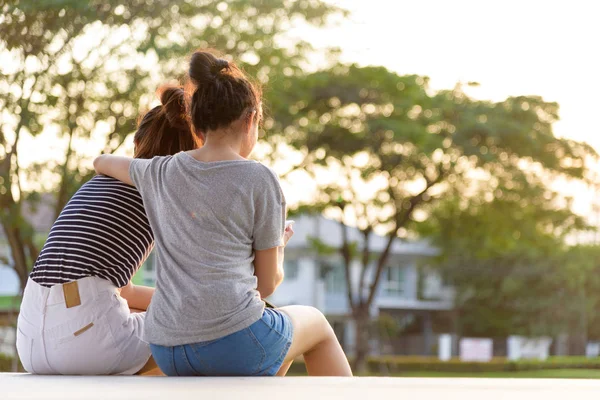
[29,175,154,288]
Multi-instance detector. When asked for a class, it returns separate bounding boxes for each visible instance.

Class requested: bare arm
[254,225,294,298]
[93,154,134,185]
[119,281,155,311]
[254,247,285,299]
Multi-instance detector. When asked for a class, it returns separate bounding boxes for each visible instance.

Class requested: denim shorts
[150,308,293,376]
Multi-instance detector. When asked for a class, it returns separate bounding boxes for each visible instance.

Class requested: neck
[191,131,245,162]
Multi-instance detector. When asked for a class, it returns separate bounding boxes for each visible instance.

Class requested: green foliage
[272,65,594,235]
[269,62,596,367]
[306,236,338,256]
[418,186,598,338]
[270,60,596,340]
[287,355,600,375]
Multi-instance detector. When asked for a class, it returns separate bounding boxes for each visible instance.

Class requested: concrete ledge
[2,373,600,400]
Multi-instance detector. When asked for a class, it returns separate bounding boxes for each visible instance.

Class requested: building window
[141,250,157,287]
[324,263,345,294]
[284,259,299,280]
[382,265,404,296]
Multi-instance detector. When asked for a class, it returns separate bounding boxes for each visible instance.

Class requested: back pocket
[189,328,266,376]
[44,314,121,375]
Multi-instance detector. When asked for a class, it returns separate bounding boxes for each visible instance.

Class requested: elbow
[259,285,275,299]
[258,282,277,299]
[92,155,104,174]
[259,270,284,299]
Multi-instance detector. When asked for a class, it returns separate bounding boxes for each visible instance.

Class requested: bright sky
[308,0,599,146]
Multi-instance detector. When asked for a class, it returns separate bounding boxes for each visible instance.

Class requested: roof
[287,215,438,256]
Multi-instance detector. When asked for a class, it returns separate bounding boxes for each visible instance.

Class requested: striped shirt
[30,175,154,288]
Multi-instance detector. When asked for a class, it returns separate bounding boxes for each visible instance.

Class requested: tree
[0,0,342,291]
[418,187,591,339]
[272,63,596,371]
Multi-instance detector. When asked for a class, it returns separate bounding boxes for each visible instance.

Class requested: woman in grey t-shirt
[94,50,352,376]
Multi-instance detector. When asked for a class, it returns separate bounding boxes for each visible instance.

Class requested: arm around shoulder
[93,154,134,186]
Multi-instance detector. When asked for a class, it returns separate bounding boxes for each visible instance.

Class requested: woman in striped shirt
[16,85,202,375]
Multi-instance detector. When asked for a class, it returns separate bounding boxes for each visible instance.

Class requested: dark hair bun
[157,85,187,129]
[187,49,261,133]
[189,51,229,85]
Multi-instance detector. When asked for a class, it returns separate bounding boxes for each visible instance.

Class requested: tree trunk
[352,307,370,374]
[2,223,30,293]
[54,126,75,219]
[1,156,37,292]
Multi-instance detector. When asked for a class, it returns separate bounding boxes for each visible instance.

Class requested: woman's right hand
[283,224,294,246]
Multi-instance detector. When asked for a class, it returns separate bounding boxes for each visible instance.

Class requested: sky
[289,0,600,217]
[305,0,599,146]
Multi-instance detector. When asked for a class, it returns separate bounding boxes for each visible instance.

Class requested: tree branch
[358,228,372,305]
[365,166,448,307]
[340,221,356,310]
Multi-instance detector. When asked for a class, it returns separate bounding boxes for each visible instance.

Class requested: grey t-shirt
[129,152,285,345]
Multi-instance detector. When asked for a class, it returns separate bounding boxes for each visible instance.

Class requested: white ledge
[2,374,600,400]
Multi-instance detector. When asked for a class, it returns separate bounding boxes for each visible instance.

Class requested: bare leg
[127,296,161,374]
[277,305,352,376]
[276,360,294,377]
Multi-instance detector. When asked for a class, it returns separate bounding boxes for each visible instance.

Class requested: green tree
[273,63,595,371]
[0,0,341,291]
[419,188,591,340]
[557,245,600,353]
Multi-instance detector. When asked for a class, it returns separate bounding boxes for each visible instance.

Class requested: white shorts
[16,277,151,375]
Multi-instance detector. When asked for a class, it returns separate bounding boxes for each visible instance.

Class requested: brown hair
[134,85,202,159]
[187,50,262,134]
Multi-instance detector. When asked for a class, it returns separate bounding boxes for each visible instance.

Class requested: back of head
[134,85,202,159]
[188,50,261,134]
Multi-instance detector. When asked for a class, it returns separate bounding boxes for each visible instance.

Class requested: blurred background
[1,0,600,377]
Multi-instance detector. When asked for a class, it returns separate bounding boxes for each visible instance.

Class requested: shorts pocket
[45,314,121,375]
[188,329,266,376]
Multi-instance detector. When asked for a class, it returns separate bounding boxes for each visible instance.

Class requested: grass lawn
[0,296,20,311]
[391,369,600,379]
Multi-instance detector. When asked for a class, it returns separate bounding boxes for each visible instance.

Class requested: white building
[268,215,455,355]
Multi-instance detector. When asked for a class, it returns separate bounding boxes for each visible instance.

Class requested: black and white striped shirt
[30,175,154,288]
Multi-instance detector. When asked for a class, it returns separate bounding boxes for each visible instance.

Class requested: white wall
[0,266,20,296]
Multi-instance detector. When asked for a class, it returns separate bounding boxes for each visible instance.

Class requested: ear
[244,109,257,133]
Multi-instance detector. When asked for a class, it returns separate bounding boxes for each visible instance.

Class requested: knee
[309,307,335,337]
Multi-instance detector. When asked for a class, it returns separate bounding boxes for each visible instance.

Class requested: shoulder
[131,155,175,173]
[141,154,175,166]
[245,163,284,202]
[244,163,280,186]
[86,175,139,192]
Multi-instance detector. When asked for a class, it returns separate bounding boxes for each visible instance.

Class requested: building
[268,215,455,356]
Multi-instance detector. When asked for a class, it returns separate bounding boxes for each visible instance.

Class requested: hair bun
[210,59,229,75]
[189,51,229,85]
[157,85,187,129]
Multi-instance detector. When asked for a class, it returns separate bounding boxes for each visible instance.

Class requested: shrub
[288,355,600,375]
